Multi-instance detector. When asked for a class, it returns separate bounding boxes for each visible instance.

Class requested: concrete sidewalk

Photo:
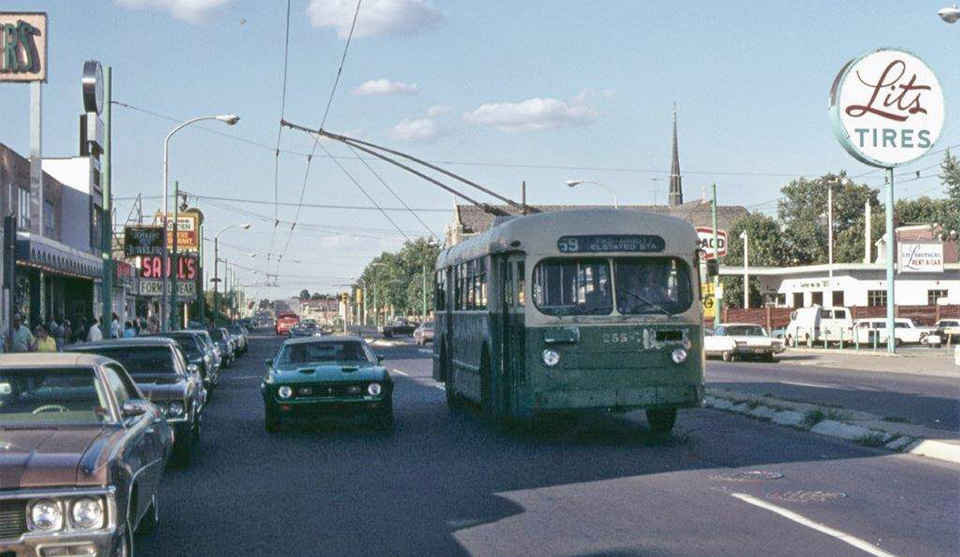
[778,346,959,377]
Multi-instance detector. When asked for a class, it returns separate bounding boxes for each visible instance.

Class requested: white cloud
[462,90,600,132]
[115,0,228,23]
[425,105,449,118]
[385,117,443,142]
[351,79,418,96]
[307,0,441,38]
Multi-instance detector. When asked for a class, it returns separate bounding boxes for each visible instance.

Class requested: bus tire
[646,408,677,435]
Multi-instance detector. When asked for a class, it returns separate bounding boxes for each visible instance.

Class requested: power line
[116,192,450,213]
[269,0,294,264]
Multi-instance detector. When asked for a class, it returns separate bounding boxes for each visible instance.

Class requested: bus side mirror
[706,259,719,278]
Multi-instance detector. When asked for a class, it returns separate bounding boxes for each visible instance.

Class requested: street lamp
[939,5,959,22]
[213,223,251,326]
[739,231,749,309]
[566,180,620,209]
[824,177,851,279]
[161,113,240,331]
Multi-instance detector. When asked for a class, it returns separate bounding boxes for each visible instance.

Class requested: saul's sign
[830,48,945,168]
[0,12,47,82]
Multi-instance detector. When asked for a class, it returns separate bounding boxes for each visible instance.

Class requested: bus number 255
[603,333,632,344]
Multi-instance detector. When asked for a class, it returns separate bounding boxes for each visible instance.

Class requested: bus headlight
[671,348,688,364]
[278,386,293,399]
[541,349,560,367]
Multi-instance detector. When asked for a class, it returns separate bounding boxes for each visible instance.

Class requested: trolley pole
[712,183,721,328]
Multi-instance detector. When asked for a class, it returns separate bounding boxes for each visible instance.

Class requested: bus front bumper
[527,384,704,416]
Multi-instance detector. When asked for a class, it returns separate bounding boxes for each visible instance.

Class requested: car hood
[273,363,388,384]
[0,426,114,488]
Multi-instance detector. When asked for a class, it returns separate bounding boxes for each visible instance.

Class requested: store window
[867,290,887,307]
[43,200,55,237]
[17,187,30,229]
[927,289,947,305]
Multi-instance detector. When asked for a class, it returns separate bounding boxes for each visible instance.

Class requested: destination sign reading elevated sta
[557,235,665,253]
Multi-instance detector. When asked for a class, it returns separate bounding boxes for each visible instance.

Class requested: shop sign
[696,227,727,259]
[898,242,943,273]
[123,226,164,257]
[830,48,946,168]
[701,282,716,319]
[154,213,200,252]
[139,254,198,280]
[0,13,47,82]
[139,279,196,299]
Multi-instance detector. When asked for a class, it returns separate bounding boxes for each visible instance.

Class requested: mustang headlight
[278,386,293,399]
[671,348,688,364]
[29,499,63,531]
[71,497,104,530]
[367,383,382,396]
[541,349,560,367]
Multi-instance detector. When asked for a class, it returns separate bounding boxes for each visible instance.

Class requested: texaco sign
[829,48,945,168]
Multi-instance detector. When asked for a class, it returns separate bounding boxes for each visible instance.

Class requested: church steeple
[669,103,683,207]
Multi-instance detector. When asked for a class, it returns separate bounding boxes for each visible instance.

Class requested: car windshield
[533,258,613,316]
[161,335,202,357]
[0,367,112,425]
[209,330,225,341]
[278,341,372,365]
[79,347,178,376]
[614,258,693,316]
[724,326,766,337]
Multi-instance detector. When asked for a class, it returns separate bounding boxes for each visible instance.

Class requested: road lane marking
[434,384,446,391]
[730,493,902,557]
[781,381,855,391]
[391,369,409,376]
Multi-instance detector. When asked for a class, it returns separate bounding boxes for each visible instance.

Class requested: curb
[703,394,960,467]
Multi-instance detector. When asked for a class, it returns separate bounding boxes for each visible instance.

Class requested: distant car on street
[378,319,417,338]
[275,312,300,335]
[414,322,434,346]
[853,318,936,345]
[704,323,784,362]
[289,322,322,338]
[261,337,394,432]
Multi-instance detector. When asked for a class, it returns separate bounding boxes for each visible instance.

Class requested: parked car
[0,353,174,556]
[289,322,322,338]
[853,318,937,345]
[704,323,785,362]
[66,338,206,467]
[785,306,854,344]
[152,330,220,390]
[934,319,960,341]
[194,329,222,374]
[226,324,248,355]
[413,322,434,346]
[261,337,394,432]
[208,328,235,367]
[378,319,417,338]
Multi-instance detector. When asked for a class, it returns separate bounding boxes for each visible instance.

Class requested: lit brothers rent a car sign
[0,12,47,82]
[830,48,945,168]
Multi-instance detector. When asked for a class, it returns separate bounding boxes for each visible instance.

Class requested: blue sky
[2,0,958,298]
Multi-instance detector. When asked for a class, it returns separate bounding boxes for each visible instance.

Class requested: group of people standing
[3,312,161,353]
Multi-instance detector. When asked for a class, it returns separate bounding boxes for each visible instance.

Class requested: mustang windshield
[278,341,372,365]
[83,347,178,376]
[533,259,613,316]
[615,258,693,316]
[0,367,111,425]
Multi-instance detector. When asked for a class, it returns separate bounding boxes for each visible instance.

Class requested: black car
[65,337,206,467]
[378,319,417,338]
[152,330,220,390]
[208,328,235,367]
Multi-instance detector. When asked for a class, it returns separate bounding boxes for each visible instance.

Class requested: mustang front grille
[294,383,367,398]
[0,499,28,540]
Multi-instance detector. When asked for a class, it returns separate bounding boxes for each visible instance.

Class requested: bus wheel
[646,409,677,435]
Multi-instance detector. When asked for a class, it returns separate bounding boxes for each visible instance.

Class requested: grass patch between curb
[800,410,825,430]
[882,415,911,424]
[855,431,889,447]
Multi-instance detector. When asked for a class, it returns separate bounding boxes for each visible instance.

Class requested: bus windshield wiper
[619,289,673,317]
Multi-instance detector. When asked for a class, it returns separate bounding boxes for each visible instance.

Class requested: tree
[777,173,882,265]
[942,149,960,203]
[719,213,789,308]
[298,289,311,301]
[356,237,442,320]
[310,292,323,300]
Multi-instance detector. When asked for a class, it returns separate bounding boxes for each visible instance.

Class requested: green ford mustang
[261,336,394,432]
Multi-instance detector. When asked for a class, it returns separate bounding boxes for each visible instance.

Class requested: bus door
[498,255,526,417]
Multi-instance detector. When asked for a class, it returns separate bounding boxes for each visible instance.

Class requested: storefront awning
[16,232,102,280]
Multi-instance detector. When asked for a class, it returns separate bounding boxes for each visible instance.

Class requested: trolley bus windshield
[533,257,693,316]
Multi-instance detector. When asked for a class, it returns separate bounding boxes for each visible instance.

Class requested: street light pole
[565,180,619,208]
[161,113,239,331]
[212,222,250,327]
[739,231,749,309]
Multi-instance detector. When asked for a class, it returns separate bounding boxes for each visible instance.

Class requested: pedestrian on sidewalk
[34,325,57,353]
[10,313,34,353]
[87,318,104,342]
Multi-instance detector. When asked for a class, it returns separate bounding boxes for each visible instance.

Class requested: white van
[785,306,854,344]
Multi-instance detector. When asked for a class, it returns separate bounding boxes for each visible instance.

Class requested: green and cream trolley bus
[432,208,711,434]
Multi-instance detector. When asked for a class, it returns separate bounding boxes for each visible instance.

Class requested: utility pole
[101,67,113,326]
[422,266,427,321]
[712,183,721,328]
[213,240,220,326]
[170,180,179,330]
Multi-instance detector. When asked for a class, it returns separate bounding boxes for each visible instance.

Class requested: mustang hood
[0,426,112,489]
[273,363,388,384]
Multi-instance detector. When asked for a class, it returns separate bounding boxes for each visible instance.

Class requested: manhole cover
[709,470,784,481]
[766,490,847,503]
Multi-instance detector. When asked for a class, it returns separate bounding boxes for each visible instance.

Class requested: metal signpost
[830,48,946,353]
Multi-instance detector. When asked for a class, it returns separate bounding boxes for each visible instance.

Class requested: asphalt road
[137,333,959,557]
[706,359,960,431]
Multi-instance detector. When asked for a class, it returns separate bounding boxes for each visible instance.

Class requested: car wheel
[171,427,197,468]
[646,408,677,435]
[763,353,777,363]
[135,494,158,536]
[722,351,734,362]
[265,410,280,433]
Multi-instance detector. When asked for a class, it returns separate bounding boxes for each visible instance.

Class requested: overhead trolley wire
[268,0,294,263]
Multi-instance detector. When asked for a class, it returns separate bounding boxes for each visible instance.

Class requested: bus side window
[454,265,462,310]
[479,270,487,309]
[435,270,445,311]
[517,262,525,306]
[505,263,514,307]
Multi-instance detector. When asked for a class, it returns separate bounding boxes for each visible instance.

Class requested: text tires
[646,408,677,435]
